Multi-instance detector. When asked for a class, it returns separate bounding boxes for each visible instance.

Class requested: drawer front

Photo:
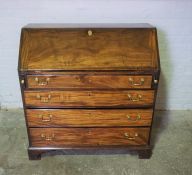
[27,75,152,89]
[24,90,154,107]
[26,109,153,127]
[30,127,150,147]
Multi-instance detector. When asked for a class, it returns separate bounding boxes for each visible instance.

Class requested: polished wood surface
[30,127,150,147]
[27,75,152,89]
[18,23,160,159]
[26,109,153,127]
[19,28,159,71]
[24,90,154,107]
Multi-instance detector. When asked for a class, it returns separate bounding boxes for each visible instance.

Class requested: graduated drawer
[24,90,154,107]
[29,127,150,147]
[27,75,152,89]
[26,109,153,127]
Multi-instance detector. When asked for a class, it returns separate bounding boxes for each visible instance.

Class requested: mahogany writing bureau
[18,23,160,160]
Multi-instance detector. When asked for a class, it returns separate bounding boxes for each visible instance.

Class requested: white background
[0,0,192,109]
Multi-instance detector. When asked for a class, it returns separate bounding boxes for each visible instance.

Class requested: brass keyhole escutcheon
[88,30,93,36]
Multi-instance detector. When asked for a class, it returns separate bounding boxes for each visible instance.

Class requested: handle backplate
[41,133,55,141]
[127,94,142,102]
[124,132,138,140]
[39,114,52,122]
[35,77,50,86]
[36,94,51,103]
[126,114,141,121]
[128,77,144,86]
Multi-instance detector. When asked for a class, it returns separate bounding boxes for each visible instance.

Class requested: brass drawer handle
[35,77,50,86]
[126,114,141,121]
[124,133,138,140]
[88,30,93,36]
[36,94,51,103]
[127,94,142,102]
[41,133,54,141]
[39,114,52,122]
[128,78,144,86]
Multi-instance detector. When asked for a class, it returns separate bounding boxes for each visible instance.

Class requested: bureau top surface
[18,23,160,72]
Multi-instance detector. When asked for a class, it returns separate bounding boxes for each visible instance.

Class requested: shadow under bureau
[18,23,160,160]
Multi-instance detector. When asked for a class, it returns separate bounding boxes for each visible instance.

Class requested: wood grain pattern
[26,109,153,127]
[24,90,154,107]
[18,24,160,159]
[27,75,152,89]
[30,127,150,147]
[19,28,159,71]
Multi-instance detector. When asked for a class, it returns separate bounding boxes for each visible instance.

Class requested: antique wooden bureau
[18,23,160,160]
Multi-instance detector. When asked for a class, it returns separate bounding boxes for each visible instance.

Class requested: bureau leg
[138,149,152,159]
[28,150,42,160]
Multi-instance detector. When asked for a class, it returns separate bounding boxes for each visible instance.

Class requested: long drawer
[24,90,154,107]
[30,127,150,147]
[27,75,152,89]
[26,109,153,127]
